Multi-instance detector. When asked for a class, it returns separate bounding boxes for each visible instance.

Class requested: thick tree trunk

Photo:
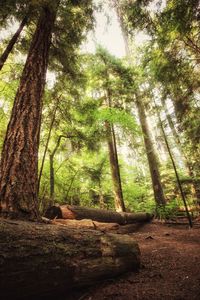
[136,99,166,206]
[105,121,126,212]
[0,219,140,300]
[45,205,153,224]
[0,16,28,71]
[0,3,59,219]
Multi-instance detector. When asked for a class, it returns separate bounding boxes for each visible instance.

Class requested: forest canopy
[0,0,199,220]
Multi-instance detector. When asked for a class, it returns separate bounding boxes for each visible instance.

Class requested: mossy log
[0,218,140,300]
[45,205,153,224]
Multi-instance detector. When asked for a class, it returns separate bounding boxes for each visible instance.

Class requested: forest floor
[68,220,200,300]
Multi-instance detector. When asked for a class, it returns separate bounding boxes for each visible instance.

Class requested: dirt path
[68,222,200,300]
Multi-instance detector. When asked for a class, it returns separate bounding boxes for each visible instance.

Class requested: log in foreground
[45,205,153,224]
[0,219,140,300]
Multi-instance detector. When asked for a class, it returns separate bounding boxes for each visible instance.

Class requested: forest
[0,0,200,299]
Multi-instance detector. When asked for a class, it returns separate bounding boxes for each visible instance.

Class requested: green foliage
[2,0,200,215]
[94,107,139,133]
[124,182,151,210]
[85,46,136,104]
[120,0,155,35]
[49,0,94,77]
[159,0,200,39]
[155,199,180,219]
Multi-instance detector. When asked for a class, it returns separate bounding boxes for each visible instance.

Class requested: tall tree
[0,2,60,219]
[105,120,125,212]
[84,48,137,211]
[113,0,166,205]
[94,48,134,212]
[136,96,166,205]
[103,57,125,212]
[0,0,95,219]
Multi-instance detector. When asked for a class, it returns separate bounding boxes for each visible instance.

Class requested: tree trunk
[161,97,200,201]
[49,153,55,205]
[156,104,193,228]
[114,5,166,206]
[49,135,73,204]
[161,96,191,167]
[102,53,125,213]
[0,3,59,220]
[45,204,153,225]
[38,95,61,193]
[0,16,28,71]
[136,99,166,205]
[0,219,140,300]
[112,123,125,206]
[105,121,126,212]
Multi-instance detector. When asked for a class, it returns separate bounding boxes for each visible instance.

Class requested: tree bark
[45,204,153,225]
[136,99,166,205]
[0,16,28,71]
[0,3,59,219]
[0,219,140,300]
[105,121,126,212]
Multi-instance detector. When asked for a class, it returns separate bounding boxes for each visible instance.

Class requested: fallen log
[49,219,147,234]
[51,218,120,231]
[0,218,140,300]
[45,205,153,225]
